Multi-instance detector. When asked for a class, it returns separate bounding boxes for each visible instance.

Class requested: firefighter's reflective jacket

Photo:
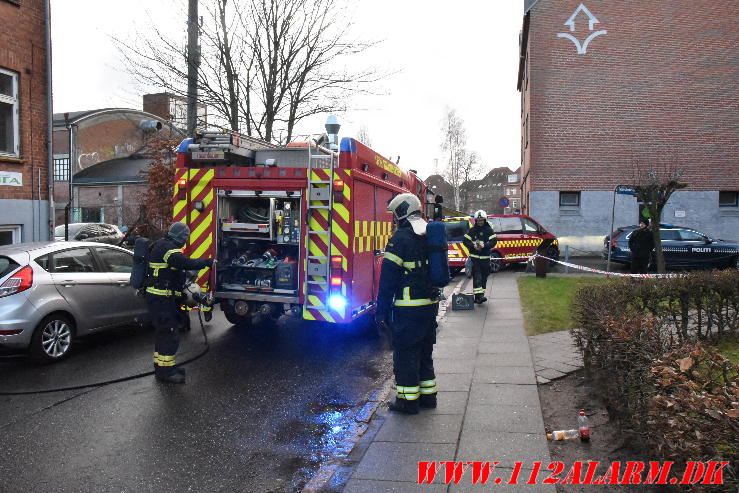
[376,225,438,315]
[463,223,497,259]
[145,236,211,298]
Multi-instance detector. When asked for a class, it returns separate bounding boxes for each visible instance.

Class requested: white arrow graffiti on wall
[556,3,607,55]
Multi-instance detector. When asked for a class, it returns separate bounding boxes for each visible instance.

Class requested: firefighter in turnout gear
[145,222,213,383]
[375,193,439,414]
[463,210,497,304]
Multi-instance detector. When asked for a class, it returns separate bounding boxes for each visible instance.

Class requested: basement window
[719,191,738,207]
[559,191,580,207]
[0,68,19,157]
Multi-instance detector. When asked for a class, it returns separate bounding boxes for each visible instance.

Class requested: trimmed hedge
[571,270,739,490]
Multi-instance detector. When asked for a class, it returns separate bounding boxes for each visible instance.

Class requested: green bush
[571,270,739,490]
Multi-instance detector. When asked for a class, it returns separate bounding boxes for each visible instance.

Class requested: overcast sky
[50,0,524,180]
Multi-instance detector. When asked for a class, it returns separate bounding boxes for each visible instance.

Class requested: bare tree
[631,158,688,273]
[356,124,372,147]
[440,108,467,211]
[116,0,381,144]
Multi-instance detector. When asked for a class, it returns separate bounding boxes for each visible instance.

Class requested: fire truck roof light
[328,294,347,311]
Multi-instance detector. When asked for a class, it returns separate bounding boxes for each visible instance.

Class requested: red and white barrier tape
[514,254,681,278]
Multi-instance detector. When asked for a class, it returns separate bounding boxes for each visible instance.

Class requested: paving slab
[477,341,532,354]
[476,352,534,367]
[434,358,477,374]
[423,391,468,415]
[437,372,473,392]
[472,366,537,385]
[374,413,463,444]
[456,430,552,469]
[434,346,479,360]
[352,442,457,482]
[468,383,541,407]
[463,404,546,434]
[536,368,565,380]
[480,331,528,343]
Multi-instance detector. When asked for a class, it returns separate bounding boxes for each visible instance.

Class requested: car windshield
[445,220,470,242]
[54,224,85,237]
[0,256,19,278]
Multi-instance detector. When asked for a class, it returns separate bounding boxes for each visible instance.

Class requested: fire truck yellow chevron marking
[190,214,211,245]
[335,203,349,223]
[192,235,212,259]
[174,199,187,217]
[333,224,348,249]
[189,169,213,201]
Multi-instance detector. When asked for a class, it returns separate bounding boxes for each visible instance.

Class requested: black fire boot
[474,294,484,304]
[388,398,419,415]
[419,394,437,409]
[175,366,186,376]
[156,372,186,384]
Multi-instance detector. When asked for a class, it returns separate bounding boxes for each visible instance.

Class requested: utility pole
[186,0,200,138]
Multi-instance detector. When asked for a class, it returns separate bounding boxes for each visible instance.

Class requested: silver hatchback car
[0,241,147,362]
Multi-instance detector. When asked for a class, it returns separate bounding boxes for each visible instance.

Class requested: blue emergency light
[328,294,347,311]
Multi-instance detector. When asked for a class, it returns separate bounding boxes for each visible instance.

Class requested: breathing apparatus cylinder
[426,221,450,287]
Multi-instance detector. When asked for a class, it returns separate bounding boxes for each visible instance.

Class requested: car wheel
[30,314,74,363]
[489,252,503,273]
[546,247,560,267]
[450,267,462,276]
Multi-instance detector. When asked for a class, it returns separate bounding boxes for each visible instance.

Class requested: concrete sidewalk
[343,272,556,492]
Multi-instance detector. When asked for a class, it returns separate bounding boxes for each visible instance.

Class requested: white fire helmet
[387,193,427,235]
[473,210,487,220]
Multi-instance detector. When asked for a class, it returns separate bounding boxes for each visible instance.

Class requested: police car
[604,224,739,270]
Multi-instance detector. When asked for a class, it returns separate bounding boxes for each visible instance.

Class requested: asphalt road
[0,312,391,492]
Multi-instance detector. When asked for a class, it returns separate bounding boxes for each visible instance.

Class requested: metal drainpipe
[44,0,54,240]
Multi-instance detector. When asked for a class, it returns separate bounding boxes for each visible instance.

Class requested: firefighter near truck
[171,121,433,327]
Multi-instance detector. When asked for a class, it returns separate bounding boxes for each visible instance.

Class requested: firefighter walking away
[145,222,213,383]
[463,210,497,304]
[375,193,439,414]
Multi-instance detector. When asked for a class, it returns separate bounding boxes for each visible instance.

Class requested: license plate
[192,151,225,160]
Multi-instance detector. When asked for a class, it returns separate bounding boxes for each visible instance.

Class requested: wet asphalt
[0,312,391,492]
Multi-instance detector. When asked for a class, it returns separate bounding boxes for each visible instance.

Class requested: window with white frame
[0,68,19,157]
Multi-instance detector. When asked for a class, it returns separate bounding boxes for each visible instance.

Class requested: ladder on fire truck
[304,143,337,312]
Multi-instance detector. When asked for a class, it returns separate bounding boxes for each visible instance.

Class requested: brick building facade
[52,107,184,228]
[519,0,739,252]
[0,0,51,245]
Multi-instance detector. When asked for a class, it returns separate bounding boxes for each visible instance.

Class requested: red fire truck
[172,130,432,326]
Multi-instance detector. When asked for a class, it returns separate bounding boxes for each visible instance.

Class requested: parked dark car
[604,224,739,270]
[54,223,124,245]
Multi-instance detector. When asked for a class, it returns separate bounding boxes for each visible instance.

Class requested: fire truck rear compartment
[216,192,302,319]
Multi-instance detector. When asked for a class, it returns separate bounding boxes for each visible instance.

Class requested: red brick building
[0,0,51,245]
[52,107,184,228]
[518,0,739,252]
